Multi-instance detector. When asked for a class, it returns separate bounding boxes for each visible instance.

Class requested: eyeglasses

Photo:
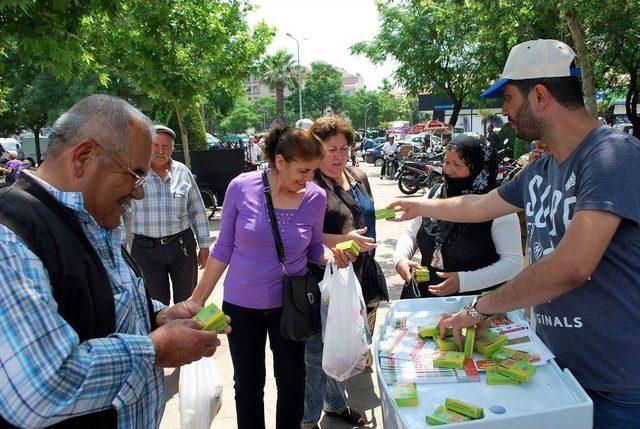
[94,141,147,189]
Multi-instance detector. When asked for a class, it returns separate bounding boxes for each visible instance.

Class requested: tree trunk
[199,104,206,130]
[627,68,640,140]
[33,127,42,164]
[565,7,598,119]
[175,107,192,170]
[275,82,285,126]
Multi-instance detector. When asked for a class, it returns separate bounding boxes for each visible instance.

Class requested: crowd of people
[0,38,638,429]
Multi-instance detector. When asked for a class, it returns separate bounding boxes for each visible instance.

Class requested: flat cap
[154,124,176,139]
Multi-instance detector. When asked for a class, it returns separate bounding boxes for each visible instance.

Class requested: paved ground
[160,162,426,429]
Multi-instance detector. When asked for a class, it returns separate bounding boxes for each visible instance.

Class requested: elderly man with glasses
[129,124,212,306]
[0,94,225,428]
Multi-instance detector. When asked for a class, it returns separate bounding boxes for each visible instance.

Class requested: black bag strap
[262,170,287,275]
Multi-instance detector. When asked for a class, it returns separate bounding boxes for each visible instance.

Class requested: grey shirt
[498,125,640,393]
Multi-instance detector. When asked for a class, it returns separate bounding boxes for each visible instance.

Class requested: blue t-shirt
[498,126,640,393]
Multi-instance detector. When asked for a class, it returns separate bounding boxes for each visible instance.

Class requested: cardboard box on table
[374,297,593,429]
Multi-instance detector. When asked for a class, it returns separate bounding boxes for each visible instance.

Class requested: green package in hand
[375,207,396,220]
[336,239,360,257]
[193,303,229,333]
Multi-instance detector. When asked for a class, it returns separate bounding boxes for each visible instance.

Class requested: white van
[0,138,25,159]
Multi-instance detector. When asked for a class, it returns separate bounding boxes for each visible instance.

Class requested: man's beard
[153,152,170,161]
[513,99,545,141]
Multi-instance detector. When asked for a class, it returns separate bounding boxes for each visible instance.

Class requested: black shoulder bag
[262,171,321,341]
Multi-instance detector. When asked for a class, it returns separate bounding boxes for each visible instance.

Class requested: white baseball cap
[481,39,580,98]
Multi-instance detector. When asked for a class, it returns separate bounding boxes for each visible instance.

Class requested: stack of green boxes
[193,302,229,333]
[432,351,465,369]
[414,267,430,282]
[426,398,484,425]
[474,332,537,385]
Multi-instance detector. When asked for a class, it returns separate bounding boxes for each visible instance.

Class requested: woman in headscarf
[393,132,523,297]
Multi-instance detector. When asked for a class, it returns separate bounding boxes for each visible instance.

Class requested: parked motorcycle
[383,151,400,180]
[396,158,444,195]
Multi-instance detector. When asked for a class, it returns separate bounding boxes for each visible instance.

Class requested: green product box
[434,335,458,351]
[418,326,452,339]
[426,406,470,426]
[433,351,465,369]
[486,366,521,385]
[496,358,537,383]
[413,267,430,282]
[474,330,508,357]
[393,382,418,407]
[463,326,476,359]
[193,303,229,333]
[336,239,360,257]
[375,207,396,220]
[445,397,484,419]
[491,347,530,363]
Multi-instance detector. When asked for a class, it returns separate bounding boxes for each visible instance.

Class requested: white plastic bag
[318,261,335,337]
[179,356,223,429]
[322,263,369,382]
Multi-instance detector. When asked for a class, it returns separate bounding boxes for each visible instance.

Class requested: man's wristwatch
[464,296,492,322]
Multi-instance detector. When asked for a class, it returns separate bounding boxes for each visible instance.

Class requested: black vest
[0,175,153,428]
[416,185,500,297]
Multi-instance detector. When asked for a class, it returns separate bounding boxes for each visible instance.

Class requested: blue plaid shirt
[130,160,213,247]
[0,172,166,428]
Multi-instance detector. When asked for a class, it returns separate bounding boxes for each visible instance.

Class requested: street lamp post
[364,102,373,139]
[286,32,305,121]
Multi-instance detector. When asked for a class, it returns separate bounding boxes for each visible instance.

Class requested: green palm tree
[259,49,297,126]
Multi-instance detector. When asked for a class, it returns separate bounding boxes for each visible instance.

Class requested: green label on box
[486,367,521,385]
[434,336,458,351]
[418,326,452,338]
[474,330,508,357]
[463,327,476,358]
[496,358,537,383]
[445,397,484,419]
[433,351,465,369]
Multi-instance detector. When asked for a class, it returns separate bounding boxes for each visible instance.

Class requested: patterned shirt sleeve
[186,169,214,248]
[0,226,156,427]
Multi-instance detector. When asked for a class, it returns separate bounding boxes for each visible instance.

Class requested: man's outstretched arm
[389,188,521,223]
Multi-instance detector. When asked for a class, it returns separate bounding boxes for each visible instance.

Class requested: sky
[246,0,397,90]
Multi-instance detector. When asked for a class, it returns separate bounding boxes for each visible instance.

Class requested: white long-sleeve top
[393,214,523,293]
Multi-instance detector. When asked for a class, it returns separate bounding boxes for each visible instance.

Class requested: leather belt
[134,229,188,246]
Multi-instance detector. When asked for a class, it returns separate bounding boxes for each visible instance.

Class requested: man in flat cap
[130,125,212,305]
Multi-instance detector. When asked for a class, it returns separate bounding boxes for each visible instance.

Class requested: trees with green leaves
[220,98,261,133]
[352,0,506,126]
[579,0,640,138]
[259,50,297,126]
[89,0,272,168]
[302,62,343,118]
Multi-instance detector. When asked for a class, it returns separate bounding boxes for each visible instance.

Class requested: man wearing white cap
[130,125,212,305]
[388,39,640,428]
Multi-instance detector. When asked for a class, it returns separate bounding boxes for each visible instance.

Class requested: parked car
[364,143,385,166]
[365,142,417,166]
[0,138,25,159]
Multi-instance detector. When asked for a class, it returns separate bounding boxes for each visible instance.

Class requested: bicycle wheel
[200,188,218,220]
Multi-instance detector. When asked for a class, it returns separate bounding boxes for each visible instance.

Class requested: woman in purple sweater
[191,126,352,429]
